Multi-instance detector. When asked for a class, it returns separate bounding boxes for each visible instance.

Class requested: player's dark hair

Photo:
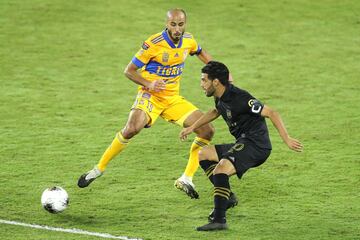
[201,61,230,86]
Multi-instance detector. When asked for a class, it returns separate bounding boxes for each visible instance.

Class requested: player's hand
[286,137,303,152]
[229,72,234,84]
[148,80,166,92]
[179,127,194,141]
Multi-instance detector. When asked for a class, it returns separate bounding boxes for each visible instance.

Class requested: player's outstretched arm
[179,108,219,141]
[124,62,165,92]
[261,105,303,152]
[196,49,212,64]
[196,50,233,84]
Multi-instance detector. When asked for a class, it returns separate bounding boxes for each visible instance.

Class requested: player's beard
[168,29,184,43]
[205,86,216,97]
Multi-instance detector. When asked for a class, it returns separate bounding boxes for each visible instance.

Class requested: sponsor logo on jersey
[226,109,232,119]
[142,92,151,99]
[248,99,262,113]
[248,99,255,107]
[155,65,183,77]
[162,52,169,62]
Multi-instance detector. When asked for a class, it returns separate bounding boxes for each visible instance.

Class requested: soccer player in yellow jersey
[78,8,226,199]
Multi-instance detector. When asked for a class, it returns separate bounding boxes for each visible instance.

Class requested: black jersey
[215,85,272,149]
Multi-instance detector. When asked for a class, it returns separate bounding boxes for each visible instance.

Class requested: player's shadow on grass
[54,213,101,225]
[233,214,246,219]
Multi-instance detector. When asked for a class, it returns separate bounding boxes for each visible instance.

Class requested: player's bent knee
[213,165,226,175]
[195,123,215,140]
[213,159,235,175]
[198,149,208,161]
[199,146,218,161]
[206,124,215,138]
[122,124,144,139]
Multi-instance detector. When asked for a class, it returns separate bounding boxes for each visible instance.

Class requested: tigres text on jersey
[131,29,202,96]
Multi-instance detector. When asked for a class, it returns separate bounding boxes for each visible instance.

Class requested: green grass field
[1,0,360,239]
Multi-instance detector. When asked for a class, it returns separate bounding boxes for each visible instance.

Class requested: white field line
[0,219,142,240]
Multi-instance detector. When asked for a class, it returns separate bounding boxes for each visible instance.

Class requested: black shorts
[215,139,271,179]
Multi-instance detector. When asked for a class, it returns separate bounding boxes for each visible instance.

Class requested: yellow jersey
[131,30,202,97]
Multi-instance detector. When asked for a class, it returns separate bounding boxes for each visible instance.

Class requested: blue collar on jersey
[162,29,183,48]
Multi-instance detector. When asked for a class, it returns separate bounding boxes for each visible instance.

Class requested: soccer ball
[41,186,69,213]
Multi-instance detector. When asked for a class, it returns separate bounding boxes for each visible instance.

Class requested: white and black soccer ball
[41,186,69,213]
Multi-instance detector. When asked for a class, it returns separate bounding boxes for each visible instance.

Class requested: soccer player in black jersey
[180,61,303,231]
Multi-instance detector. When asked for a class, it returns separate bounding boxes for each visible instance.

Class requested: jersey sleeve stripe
[131,57,145,68]
[151,38,164,44]
[151,35,164,44]
[183,32,192,38]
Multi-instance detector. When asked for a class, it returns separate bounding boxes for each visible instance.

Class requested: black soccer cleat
[208,192,239,222]
[227,192,239,209]
[77,167,103,188]
[196,221,228,231]
[174,179,199,199]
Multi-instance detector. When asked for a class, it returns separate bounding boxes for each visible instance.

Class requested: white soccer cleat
[174,177,199,199]
[77,166,103,188]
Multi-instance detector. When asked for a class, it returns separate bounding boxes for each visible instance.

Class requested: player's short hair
[201,61,230,86]
[167,8,187,19]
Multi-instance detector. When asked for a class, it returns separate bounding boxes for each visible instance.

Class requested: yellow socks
[97,134,209,177]
[97,132,129,172]
[184,137,210,178]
